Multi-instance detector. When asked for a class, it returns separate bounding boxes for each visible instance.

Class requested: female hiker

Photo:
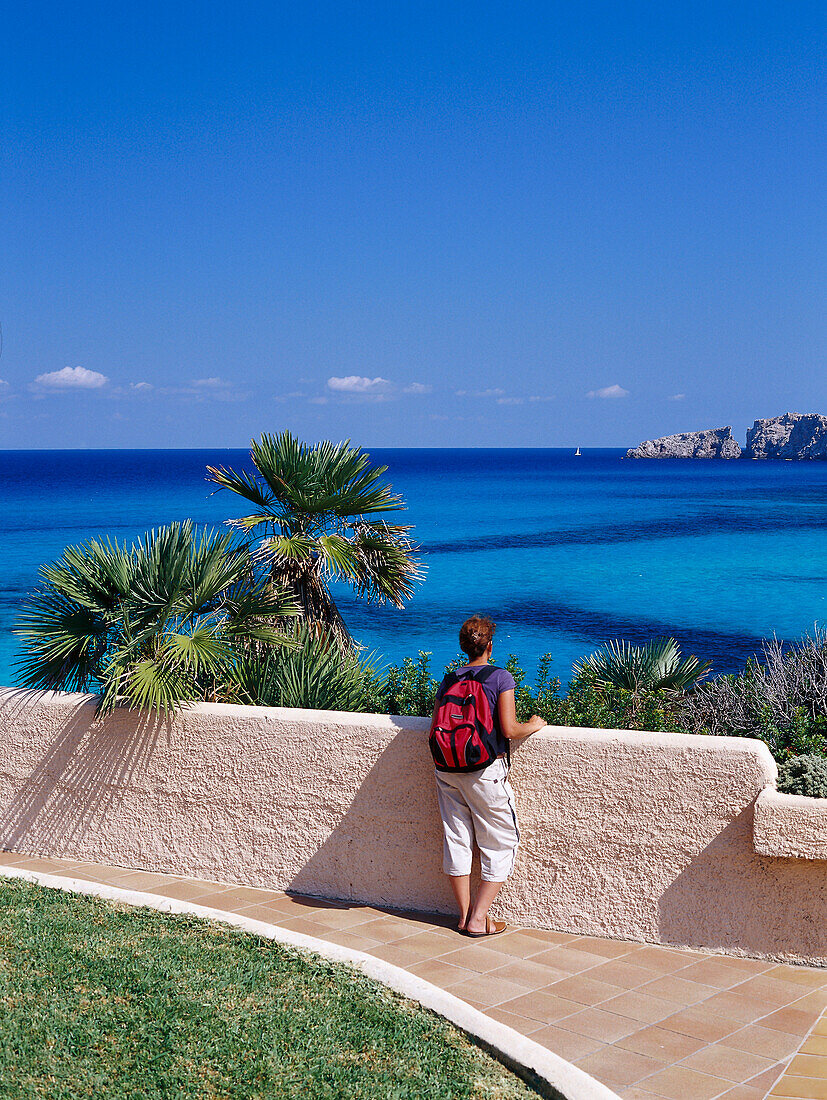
[428,616,544,936]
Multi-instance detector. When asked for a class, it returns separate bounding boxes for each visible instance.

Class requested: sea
[2,448,827,688]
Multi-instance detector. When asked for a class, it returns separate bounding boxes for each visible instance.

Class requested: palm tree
[15,521,296,714]
[572,637,711,695]
[206,433,422,647]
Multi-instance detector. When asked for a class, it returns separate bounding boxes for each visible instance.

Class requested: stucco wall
[1,688,824,965]
[754,787,827,861]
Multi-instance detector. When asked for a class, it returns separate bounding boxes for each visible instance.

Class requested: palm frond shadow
[0,692,170,857]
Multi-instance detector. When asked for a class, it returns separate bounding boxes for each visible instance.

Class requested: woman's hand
[498,691,546,739]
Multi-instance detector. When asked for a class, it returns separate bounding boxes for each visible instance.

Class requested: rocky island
[745,413,827,459]
[626,414,827,459]
[626,427,741,459]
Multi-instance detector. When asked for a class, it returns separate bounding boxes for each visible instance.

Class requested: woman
[429,616,544,936]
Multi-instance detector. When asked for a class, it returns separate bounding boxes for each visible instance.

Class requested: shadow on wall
[658,805,827,963]
[285,727,459,915]
[0,690,169,854]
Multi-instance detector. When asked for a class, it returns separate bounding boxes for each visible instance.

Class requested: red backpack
[430,667,502,773]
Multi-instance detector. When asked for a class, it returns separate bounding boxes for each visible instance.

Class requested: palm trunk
[277,562,354,651]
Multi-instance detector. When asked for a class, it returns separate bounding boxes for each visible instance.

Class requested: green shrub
[376,651,441,716]
[505,653,560,723]
[365,650,562,721]
[365,649,687,732]
[558,676,685,733]
[230,626,380,712]
[777,753,827,798]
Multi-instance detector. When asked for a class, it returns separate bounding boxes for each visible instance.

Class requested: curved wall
[0,689,824,964]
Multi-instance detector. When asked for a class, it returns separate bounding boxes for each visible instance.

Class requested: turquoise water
[2,448,827,686]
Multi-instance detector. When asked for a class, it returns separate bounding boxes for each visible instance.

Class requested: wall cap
[754,787,827,860]
[0,686,779,777]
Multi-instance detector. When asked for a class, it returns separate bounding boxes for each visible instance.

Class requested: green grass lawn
[0,879,540,1099]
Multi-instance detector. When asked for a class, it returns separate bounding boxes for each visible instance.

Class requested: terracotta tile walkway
[2,851,825,1099]
[769,1011,827,1100]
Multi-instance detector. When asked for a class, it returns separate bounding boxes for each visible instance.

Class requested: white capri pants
[434,756,520,882]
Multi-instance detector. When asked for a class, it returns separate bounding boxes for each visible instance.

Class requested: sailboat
[574,447,581,456]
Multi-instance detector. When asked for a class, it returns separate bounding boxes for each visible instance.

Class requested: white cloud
[497,396,524,405]
[274,390,309,404]
[586,384,629,399]
[192,377,230,388]
[529,395,555,403]
[430,412,482,423]
[130,381,153,392]
[669,393,686,401]
[455,388,505,398]
[327,375,391,394]
[319,376,433,401]
[155,378,248,403]
[34,366,109,390]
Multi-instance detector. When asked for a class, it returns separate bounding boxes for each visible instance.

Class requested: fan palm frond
[253,534,316,567]
[229,624,378,712]
[573,637,711,695]
[121,655,197,714]
[205,465,279,511]
[14,522,295,714]
[349,521,423,606]
[159,621,232,674]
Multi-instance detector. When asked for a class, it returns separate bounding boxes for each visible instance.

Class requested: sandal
[463,916,507,937]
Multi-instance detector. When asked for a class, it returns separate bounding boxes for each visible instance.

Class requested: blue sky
[0,1,823,448]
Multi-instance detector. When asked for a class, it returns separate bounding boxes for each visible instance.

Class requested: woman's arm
[497,689,545,740]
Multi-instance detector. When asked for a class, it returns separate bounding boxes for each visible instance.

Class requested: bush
[372,651,564,723]
[364,649,687,732]
[231,633,822,750]
[682,632,827,761]
[777,754,827,798]
[505,653,558,722]
[373,652,441,717]
[556,677,685,733]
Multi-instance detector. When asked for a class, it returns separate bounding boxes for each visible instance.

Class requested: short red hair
[459,616,495,660]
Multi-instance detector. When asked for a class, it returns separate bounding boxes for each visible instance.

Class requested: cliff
[745,413,827,459]
[625,427,742,459]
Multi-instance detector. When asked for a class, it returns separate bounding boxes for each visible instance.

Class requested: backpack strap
[440,671,462,693]
[472,665,499,685]
[471,665,511,769]
[435,671,462,710]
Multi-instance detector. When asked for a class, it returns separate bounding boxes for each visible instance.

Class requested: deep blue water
[2,448,827,687]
